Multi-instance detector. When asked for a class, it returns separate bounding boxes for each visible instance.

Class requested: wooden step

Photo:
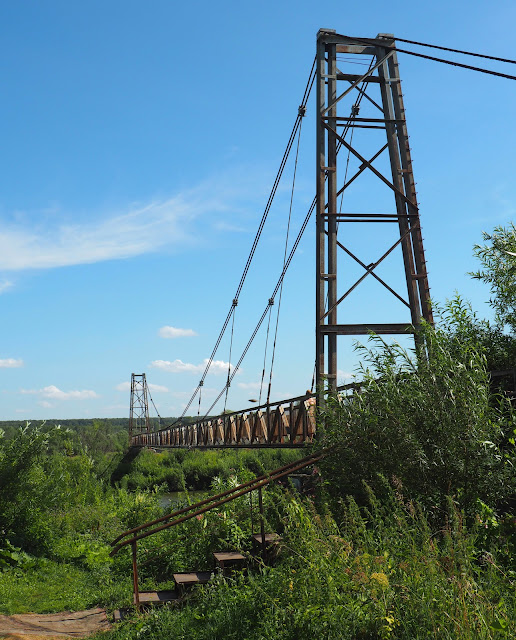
[252,533,281,545]
[213,551,246,570]
[113,608,132,622]
[133,590,178,605]
[173,571,212,587]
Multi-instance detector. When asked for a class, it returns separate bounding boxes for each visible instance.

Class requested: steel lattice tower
[129,373,150,439]
[316,30,433,395]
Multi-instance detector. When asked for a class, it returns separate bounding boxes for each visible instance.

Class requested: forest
[1,225,516,638]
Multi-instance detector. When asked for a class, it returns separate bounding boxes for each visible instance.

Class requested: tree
[319,303,515,519]
[471,223,516,332]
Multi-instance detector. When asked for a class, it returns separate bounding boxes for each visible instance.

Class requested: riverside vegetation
[1,228,516,638]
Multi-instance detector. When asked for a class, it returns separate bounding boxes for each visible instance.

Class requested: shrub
[319,303,515,519]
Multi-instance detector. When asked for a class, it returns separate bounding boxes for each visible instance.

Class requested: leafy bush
[101,489,516,640]
[121,448,302,492]
[319,303,516,519]
[471,223,516,332]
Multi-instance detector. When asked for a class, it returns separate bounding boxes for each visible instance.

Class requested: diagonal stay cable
[168,58,316,425]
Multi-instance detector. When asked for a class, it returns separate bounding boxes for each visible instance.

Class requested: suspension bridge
[124,30,516,450]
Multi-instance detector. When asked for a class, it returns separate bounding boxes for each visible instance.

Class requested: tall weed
[320,304,515,519]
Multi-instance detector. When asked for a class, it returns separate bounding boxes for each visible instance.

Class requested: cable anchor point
[232,298,238,307]
[268,297,275,306]
[298,105,307,117]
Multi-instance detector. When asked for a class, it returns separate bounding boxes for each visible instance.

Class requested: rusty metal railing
[130,382,358,449]
[110,448,329,607]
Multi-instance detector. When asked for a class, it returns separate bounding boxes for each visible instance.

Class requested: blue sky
[1,0,516,420]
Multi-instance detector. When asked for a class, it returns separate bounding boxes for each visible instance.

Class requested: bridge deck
[131,392,319,448]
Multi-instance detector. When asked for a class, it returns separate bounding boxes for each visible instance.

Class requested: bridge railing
[130,382,358,448]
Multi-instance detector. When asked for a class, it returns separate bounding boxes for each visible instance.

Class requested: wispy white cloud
[337,370,354,382]
[0,198,191,270]
[0,358,23,368]
[0,280,13,294]
[0,174,250,271]
[20,385,99,400]
[39,400,54,408]
[115,381,169,393]
[150,358,240,375]
[158,326,197,339]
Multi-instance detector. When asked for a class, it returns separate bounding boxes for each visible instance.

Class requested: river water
[159,490,206,510]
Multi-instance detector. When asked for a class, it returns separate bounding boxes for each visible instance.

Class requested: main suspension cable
[171,57,316,424]
[394,46,516,82]
[258,301,274,405]
[147,387,163,429]
[394,36,516,66]
[335,33,516,82]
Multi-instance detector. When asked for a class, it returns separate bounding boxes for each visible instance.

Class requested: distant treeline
[0,416,198,433]
[0,416,200,456]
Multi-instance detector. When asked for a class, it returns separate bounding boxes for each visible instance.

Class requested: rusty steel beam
[315,30,433,404]
[321,323,414,335]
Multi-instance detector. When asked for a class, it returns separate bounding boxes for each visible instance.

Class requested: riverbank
[116,447,303,492]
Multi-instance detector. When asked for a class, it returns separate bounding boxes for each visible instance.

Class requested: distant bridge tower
[316,30,433,396]
[129,373,150,440]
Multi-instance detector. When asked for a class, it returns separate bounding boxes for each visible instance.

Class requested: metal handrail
[110,448,329,607]
[111,449,328,554]
[150,381,358,437]
[111,449,325,548]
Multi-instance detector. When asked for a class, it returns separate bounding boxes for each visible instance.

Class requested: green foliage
[0,423,68,552]
[0,540,34,571]
[437,295,516,371]
[120,448,302,492]
[471,223,516,332]
[100,490,516,640]
[319,304,515,518]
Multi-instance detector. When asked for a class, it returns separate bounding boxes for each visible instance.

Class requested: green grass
[96,490,516,640]
[0,558,132,615]
[1,417,515,639]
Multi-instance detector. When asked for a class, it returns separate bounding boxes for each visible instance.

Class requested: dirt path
[0,608,111,638]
